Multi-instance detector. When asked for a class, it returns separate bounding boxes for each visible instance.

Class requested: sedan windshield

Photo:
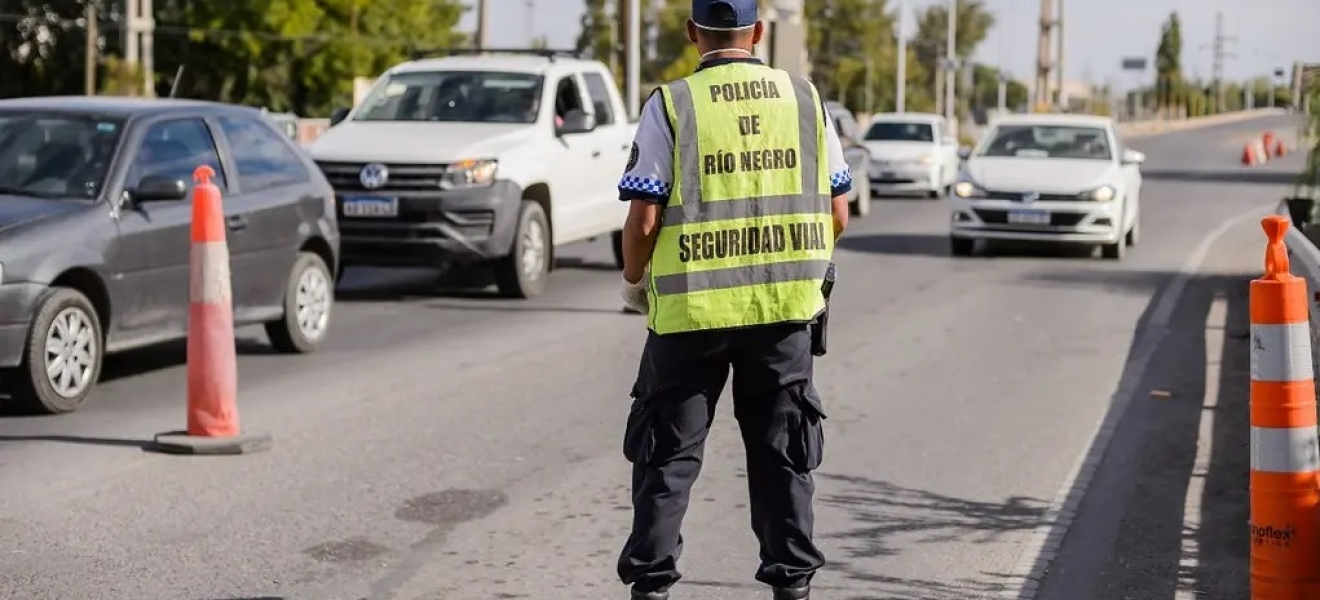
[864,121,934,142]
[0,113,125,199]
[354,71,545,124]
[978,124,1112,160]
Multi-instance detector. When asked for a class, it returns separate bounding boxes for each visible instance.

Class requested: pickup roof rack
[408,47,583,62]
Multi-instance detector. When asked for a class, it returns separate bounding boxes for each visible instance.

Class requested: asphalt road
[0,113,1305,600]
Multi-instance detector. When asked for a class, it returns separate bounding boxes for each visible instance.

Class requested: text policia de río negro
[678,222,829,263]
[703,78,798,176]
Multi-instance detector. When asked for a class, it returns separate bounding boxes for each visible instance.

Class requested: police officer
[614,1,853,598]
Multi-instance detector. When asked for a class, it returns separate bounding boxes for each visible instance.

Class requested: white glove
[621,274,649,314]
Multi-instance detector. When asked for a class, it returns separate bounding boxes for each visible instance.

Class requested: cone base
[150,429,272,455]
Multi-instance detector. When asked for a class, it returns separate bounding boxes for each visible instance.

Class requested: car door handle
[592,150,602,158]
[621,144,630,150]
[226,214,248,231]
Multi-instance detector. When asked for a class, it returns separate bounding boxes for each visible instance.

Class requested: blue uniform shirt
[618,57,854,204]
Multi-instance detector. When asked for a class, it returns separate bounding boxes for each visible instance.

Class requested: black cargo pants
[617,322,826,594]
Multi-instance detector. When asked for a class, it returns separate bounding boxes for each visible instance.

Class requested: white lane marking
[1004,204,1271,599]
[1174,292,1227,600]
[1250,323,1315,382]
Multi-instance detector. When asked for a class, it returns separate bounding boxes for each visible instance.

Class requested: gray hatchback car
[0,97,339,414]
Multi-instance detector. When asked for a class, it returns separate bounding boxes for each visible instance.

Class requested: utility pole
[997,72,1007,113]
[1054,0,1065,109]
[895,0,907,112]
[475,0,489,49]
[1207,11,1237,113]
[122,0,155,96]
[84,1,98,95]
[944,0,957,127]
[1033,0,1055,111]
[625,0,640,119]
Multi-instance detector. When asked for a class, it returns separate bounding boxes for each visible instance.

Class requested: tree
[805,0,897,115]
[1153,12,1183,110]
[910,0,994,119]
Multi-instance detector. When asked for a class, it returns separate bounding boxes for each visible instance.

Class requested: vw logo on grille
[1020,192,1040,204]
[359,163,389,189]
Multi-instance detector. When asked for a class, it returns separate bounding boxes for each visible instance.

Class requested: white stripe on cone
[189,241,232,304]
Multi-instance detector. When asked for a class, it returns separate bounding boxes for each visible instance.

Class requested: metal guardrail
[1274,200,1320,408]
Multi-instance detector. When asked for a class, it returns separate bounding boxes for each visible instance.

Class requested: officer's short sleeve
[821,103,853,198]
[619,92,674,204]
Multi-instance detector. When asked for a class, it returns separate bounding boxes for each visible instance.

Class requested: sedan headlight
[953,181,986,198]
[441,159,498,189]
[1082,185,1116,202]
[915,153,933,165]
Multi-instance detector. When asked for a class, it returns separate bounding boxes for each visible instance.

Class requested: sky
[457,0,1319,90]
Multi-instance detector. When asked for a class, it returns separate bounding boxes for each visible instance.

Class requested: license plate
[343,196,398,218]
[1007,209,1050,225]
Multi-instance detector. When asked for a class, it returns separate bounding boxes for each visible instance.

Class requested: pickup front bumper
[331,180,525,268]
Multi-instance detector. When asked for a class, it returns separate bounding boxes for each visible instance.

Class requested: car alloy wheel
[520,218,547,281]
[44,306,98,399]
[295,263,331,343]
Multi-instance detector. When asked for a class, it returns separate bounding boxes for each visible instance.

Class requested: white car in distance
[948,113,1145,260]
[863,112,960,199]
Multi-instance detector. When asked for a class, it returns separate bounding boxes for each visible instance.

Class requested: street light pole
[944,0,957,127]
[895,0,907,112]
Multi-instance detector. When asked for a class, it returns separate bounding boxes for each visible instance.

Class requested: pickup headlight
[916,153,933,165]
[440,159,498,189]
[1082,185,1116,202]
[953,181,986,198]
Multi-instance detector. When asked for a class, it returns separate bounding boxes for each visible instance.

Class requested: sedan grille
[972,209,1087,227]
[983,190,1087,202]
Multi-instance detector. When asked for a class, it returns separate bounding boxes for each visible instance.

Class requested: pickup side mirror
[329,107,351,127]
[1121,149,1146,165]
[557,109,596,135]
[957,146,972,160]
[131,175,188,202]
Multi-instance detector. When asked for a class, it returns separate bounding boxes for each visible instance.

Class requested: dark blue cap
[691,0,758,30]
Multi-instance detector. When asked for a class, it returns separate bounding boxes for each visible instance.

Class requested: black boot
[773,585,809,600]
[631,587,669,600]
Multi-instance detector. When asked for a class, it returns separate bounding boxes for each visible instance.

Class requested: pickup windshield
[0,113,125,199]
[978,124,1113,160]
[354,71,545,124]
[864,121,934,142]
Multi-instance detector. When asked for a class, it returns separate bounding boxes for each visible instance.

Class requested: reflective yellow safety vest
[648,63,834,335]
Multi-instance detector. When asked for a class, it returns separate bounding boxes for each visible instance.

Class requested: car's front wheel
[266,251,334,354]
[11,288,103,414]
[494,200,551,299]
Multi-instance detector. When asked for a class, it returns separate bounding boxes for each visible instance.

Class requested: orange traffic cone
[1276,141,1288,157]
[1249,216,1320,598]
[1264,131,1277,151]
[152,166,271,455]
[1244,142,1261,166]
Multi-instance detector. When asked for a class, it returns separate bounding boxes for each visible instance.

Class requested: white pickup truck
[308,50,636,298]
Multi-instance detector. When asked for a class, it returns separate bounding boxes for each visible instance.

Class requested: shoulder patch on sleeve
[626,142,639,171]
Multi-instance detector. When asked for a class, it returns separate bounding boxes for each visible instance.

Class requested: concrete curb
[1118,108,1289,139]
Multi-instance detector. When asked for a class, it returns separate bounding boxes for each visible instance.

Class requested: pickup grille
[316,161,449,192]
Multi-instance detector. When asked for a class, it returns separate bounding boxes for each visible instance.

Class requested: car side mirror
[329,107,351,127]
[957,146,972,160]
[1121,149,1146,165]
[131,175,188,202]
[557,109,596,135]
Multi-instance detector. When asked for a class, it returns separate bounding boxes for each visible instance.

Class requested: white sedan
[947,114,1145,260]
